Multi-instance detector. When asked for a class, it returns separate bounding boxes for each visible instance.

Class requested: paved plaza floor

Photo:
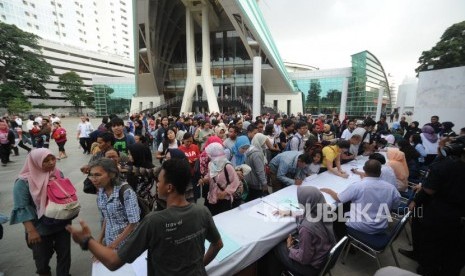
[0,117,462,275]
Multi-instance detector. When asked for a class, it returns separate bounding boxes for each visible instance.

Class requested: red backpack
[43,170,80,225]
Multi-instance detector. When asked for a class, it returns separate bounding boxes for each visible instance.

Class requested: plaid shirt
[97,184,140,248]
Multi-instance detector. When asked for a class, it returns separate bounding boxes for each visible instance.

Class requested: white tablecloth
[205,157,369,275]
[94,157,369,276]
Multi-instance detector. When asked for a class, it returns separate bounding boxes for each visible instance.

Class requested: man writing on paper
[67,159,223,275]
[268,152,313,192]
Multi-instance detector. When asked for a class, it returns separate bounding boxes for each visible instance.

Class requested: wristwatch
[80,236,94,251]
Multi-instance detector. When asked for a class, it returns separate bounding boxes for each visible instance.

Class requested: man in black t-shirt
[67,159,223,275]
[405,138,465,275]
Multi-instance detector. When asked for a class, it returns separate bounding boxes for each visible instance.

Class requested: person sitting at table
[268,151,312,192]
[386,147,409,193]
[273,186,336,276]
[321,159,400,238]
[320,140,350,178]
[351,153,397,189]
[66,158,224,275]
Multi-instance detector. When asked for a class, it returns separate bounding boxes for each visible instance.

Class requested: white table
[95,157,369,275]
[205,157,368,275]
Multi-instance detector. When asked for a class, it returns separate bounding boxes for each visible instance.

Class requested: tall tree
[306,80,321,113]
[0,22,53,107]
[58,71,93,113]
[7,96,32,115]
[416,20,465,74]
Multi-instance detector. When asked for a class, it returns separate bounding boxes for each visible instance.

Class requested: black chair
[318,236,349,276]
[281,236,349,276]
[342,211,412,268]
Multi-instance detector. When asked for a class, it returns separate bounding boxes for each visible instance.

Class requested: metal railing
[131,95,280,115]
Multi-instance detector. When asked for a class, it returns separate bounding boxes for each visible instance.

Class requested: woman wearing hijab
[10,148,72,276]
[397,139,421,182]
[201,142,240,215]
[420,125,438,166]
[214,123,228,141]
[273,186,336,276]
[245,134,268,201]
[231,136,251,167]
[387,147,409,193]
[404,121,421,141]
[440,121,457,138]
[252,132,278,161]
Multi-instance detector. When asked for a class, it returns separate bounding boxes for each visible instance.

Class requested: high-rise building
[0,0,135,114]
[0,0,133,58]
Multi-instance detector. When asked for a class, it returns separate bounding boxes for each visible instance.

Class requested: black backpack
[119,183,151,219]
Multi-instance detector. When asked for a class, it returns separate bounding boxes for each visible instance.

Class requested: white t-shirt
[352,127,369,143]
[341,129,353,140]
[77,122,93,138]
[157,140,179,152]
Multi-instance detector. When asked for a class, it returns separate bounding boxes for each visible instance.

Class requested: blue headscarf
[232,136,251,166]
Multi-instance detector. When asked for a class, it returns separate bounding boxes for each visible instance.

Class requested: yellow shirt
[321,145,341,168]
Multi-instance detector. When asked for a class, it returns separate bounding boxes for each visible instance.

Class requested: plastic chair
[342,211,412,268]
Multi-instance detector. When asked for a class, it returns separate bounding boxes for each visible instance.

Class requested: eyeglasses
[88,173,104,179]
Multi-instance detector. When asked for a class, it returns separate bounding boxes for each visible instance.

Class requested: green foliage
[416,21,465,74]
[58,71,93,112]
[306,80,321,113]
[322,89,342,102]
[0,22,53,107]
[7,97,32,114]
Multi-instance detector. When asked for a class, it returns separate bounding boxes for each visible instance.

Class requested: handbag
[216,164,248,201]
[43,170,81,224]
[83,176,97,194]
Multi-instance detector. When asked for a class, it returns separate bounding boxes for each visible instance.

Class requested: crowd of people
[4,110,465,276]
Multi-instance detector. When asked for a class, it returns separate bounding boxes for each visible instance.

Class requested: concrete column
[375,87,384,121]
[180,8,196,113]
[200,4,219,113]
[339,78,349,119]
[252,56,262,120]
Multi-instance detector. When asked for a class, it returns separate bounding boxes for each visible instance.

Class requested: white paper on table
[92,251,147,276]
[92,262,136,276]
[305,174,319,182]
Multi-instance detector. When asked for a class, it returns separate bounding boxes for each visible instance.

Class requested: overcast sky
[259,0,465,86]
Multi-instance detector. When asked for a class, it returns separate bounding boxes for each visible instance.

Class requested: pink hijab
[204,135,223,148]
[387,148,409,191]
[19,148,57,218]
